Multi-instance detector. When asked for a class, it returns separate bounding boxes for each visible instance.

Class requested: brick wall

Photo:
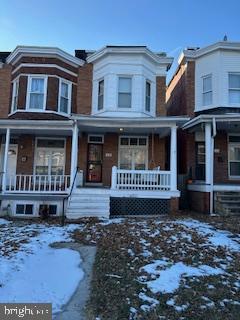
[148,134,166,169]
[76,63,93,115]
[18,76,27,110]
[102,133,118,186]
[16,135,35,174]
[0,64,12,118]
[166,61,195,117]
[188,190,210,213]
[78,133,88,181]
[156,76,167,116]
[46,77,59,111]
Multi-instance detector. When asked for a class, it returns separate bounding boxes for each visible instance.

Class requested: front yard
[0,215,239,319]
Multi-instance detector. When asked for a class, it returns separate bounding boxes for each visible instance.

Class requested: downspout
[210,117,216,214]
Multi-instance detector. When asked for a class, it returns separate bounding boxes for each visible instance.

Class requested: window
[98,80,104,110]
[229,74,240,104]
[28,77,46,109]
[145,81,151,112]
[119,136,148,170]
[12,79,19,112]
[39,204,57,216]
[59,80,71,114]
[35,139,65,176]
[202,75,212,106]
[118,77,132,108]
[229,135,240,178]
[88,135,104,144]
[16,204,33,215]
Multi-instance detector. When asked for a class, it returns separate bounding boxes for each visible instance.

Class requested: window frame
[228,134,240,179]
[11,79,19,113]
[145,80,151,112]
[228,73,240,105]
[202,74,212,106]
[26,75,48,111]
[15,203,34,216]
[34,137,66,177]
[58,79,72,114]
[118,136,148,170]
[97,79,104,110]
[117,76,132,109]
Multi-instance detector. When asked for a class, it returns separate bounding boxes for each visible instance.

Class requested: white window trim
[117,76,133,109]
[11,79,19,113]
[33,137,66,176]
[26,75,48,111]
[58,78,72,115]
[228,134,240,179]
[202,74,212,107]
[228,72,240,105]
[88,134,104,144]
[145,80,151,113]
[14,202,36,216]
[118,135,148,170]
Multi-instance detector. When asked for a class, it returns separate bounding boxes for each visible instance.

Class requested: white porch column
[205,123,212,185]
[111,166,117,189]
[2,128,10,192]
[70,122,79,187]
[170,126,177,191]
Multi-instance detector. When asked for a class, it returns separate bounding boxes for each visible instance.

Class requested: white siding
[91,54,164,117]
[195,50,240,112]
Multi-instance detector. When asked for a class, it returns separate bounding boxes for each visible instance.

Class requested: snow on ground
[0,219,83,315]
[140,261,224,294]
[175,219,240,251]
[0,218,11,225]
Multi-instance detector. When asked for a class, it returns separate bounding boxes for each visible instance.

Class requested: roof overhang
[72,115,189,135]
[6,46,84,67]
[182,114,240,131]
[86,46,173,68]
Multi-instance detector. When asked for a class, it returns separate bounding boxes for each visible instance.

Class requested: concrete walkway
[52,243,96,320]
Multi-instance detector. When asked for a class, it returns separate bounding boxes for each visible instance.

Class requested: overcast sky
[1,0,240,65]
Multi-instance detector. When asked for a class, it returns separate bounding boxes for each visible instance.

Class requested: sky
[1,0,240,73]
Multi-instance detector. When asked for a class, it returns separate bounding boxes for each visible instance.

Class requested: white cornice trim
[182,113,240,130]
[87,46,173,67]
[12,63,78,77]
[6,46,84,67]
[0,119,73,129]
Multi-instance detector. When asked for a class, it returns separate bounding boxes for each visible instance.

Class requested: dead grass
[73,215,240,320]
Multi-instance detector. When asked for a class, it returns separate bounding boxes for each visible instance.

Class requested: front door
[87,144,103,182]
[0,144,18,185]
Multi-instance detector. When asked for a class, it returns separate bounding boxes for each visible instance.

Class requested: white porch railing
[5,174,71,193]
[111,166,171,191]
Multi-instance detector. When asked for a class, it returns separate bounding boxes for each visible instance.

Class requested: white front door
[0,144,18,185]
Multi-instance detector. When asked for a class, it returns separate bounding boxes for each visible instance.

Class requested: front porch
[183,114,240,215]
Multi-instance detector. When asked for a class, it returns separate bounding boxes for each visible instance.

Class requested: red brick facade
[76,63,93,115]
[156,76,167,116]
[0,64,12,118]
[188,191,210,213]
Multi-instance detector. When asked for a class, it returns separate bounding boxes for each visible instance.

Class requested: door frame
[86,143,103,183]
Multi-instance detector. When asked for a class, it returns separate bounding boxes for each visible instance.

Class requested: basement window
[16,204,33,215]
[39,204,57,215]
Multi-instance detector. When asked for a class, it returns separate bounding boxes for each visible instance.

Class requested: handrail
[61,167,79,226]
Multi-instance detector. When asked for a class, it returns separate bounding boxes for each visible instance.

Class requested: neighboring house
[167,41,240,215]
[0,45,187,218]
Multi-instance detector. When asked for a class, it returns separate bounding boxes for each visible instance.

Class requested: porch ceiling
[75,116,189,136]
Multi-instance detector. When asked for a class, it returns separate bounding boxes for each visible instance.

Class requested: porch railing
[111,166,171,191]
[5,174,71,193]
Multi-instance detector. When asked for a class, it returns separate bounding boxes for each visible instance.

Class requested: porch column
[70,122,79,187]
[170,126,177,191]
[2,128,10,192]
[205,123,212,185]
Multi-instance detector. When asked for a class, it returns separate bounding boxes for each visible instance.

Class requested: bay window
[28,77,46,110]
[59,80,71,114]
[202,75,212,106]
[229,73,240,104]
[35,139,65,176]
[118,77,132,108]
